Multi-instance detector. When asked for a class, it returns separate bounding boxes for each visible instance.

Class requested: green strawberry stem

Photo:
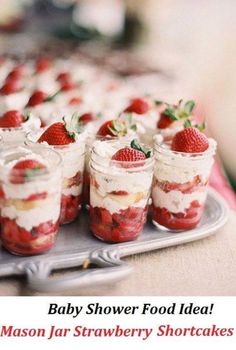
[63,113,83,138]
[24,111,31,122]
[44,90,61,102]
[108,119,130,137]
[154,100,163,106]
[130,139,152,158]
[184,119,206,132]
[163,99,196,121]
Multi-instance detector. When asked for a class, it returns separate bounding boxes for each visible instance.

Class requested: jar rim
[0,144,62,181]
[26,129,86,154]
[91,138,154,172]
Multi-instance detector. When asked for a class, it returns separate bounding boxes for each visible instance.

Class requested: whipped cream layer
[0,148,62,230]
[153,138,216,184]
[90,140,153,213]
[57,141,85,179]
[1,195,61,231]
[152,186,207,213]
[62,184,83,197]
[91,140,153,193]
[0,151,61,199]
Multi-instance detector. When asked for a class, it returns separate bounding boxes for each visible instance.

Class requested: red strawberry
[25,192,47,201]
[79,112,95,124]
[35,57,51,73]
[69,96,82,105]
[6,65,24,81]
[56,72,71,83]
[112,147,146,163]
[110,190,128,195]
[38,122,75,145]
[60,79,75,91]
[26,90,48,107]
[97,119,126,137]
[0,80,21,95]
[10,160,46,184]
[171,127,209,153]
[125,98,150,114]
[157,112,174,129]
[0,110,25,128]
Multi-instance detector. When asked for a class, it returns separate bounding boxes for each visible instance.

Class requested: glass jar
[89,139,154,242]
[0,144,62,255]
[27,130,86,225]
[83,128,138,208]
[151,136,217,231]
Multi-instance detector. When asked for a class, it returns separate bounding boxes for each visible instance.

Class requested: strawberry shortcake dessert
[89,139,154,242]
[152,123,217,230]
[0,145,62,255]
[29,114,86,224]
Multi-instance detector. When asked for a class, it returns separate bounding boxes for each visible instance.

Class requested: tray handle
[25,249,132,293]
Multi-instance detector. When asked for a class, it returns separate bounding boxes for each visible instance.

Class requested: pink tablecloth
[210,160,236,210]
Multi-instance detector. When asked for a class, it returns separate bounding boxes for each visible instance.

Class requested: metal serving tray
[0,188,229,293]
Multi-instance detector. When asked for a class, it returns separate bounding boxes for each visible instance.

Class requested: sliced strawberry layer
[154,175,206,194]
[25,192,48,201]
[66,171,82,188]
[1,217,58,255]
[90,205,148,243]
[152,201,204,230]
[59,194,82,224]
[69,97,82,106]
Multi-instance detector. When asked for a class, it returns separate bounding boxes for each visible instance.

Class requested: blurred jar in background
[72,0,125,38]
[0,0,31,32]
[128,0,236,184]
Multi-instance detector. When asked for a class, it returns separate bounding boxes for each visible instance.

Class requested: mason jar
[83,124,139,209]
[151,136,217,231]
[89,139,154,242]
[27,129,86,224]
[0,144,62,255]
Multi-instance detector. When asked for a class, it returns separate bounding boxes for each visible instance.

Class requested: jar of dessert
[151,131,217,231]
[83,116,138,208]
[0,144,62,255]
[89,139,154,242]
[27,114,86,225]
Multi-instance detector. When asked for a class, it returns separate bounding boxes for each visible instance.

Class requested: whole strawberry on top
[111,139,152,168]
[97,116,136,138]
[157,100,195,129]
[26,90,60,107]
[171,121,209,153]
[0,110,28,128]
[35,57,51,74]
[124,98,150,115]
[38,113,83,145]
